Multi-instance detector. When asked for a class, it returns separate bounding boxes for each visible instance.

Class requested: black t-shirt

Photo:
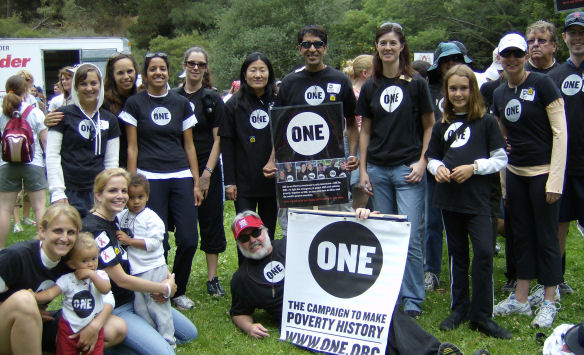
[219,93,275,197]
[230,238,286,319]
[275,66,356,119]
[306,167,317,180]
[426,114,506,215]
[525,60,560,74]
[120,90,196,173]
[356,75,434,166]
[429,81,444,123]
[82,213,134,307]
[493,72,561,167]
[174,87,225,170]
[103,96,130,168]
[51,105,120,191]
[480,79,505,115]
[549,62,584,176]
[0,240,69,302]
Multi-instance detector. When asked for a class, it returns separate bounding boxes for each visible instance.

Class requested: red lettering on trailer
[0,55,31,68]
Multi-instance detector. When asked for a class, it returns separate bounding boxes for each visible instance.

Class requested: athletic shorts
[559,175,584,222]
[0,164,47,192]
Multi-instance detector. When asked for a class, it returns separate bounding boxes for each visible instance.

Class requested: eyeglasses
[238,228,262,243]
[185,61,208,69]
[300,41,325,49]
[380,21,403,30]
[499,49,526,58]
[526,38,549,45]
[145,52,168,59]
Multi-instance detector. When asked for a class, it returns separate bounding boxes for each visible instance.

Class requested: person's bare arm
[126,125,138,173]
[35,284,62,305]
[232,315,269,339]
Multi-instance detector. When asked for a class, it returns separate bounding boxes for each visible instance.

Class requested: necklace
[93,209,113,221]
[509,72,527,94]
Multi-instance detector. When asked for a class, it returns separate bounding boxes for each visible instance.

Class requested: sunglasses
[300,41,325,49]
[109,51,132,59]
[145,52,168,59]
[499,49,526,58]
[380,21,403,30]
[238,228,262,243]
[185,61,208,69]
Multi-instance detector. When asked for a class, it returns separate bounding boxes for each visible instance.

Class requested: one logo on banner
[444,122,470,148]
[286,112,330,156]
[151,107,172,126]
[72,290,95,318]
[304,86,325,105]
[250,109,269,129]
[263,261,285,283]
[562,74,582,96]
[308,221,383,298]
[504,99,521,122]
[380,86,403,113]
[78,119,95,140]
[308,172,316,179]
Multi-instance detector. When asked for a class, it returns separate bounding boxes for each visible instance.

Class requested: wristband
[347,155,357,160]
[165,283,171,298]
[472,162,479,175]
[205,167,213,174]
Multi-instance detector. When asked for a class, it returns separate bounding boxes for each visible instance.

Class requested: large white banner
[280,209,411,355]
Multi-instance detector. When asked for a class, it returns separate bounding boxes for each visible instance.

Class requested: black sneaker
[439,308,468,331]
[501,279,517,293]
[207,277,226,297]
[438,342,463,355]
[469,319,513,339]
[405,309,421,319]
[559,281,574,295]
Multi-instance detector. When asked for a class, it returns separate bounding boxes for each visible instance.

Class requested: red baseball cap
[232,214,264,240]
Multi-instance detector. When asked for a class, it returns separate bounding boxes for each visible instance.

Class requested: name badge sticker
[519,88,535,101]
[327,83,341,94]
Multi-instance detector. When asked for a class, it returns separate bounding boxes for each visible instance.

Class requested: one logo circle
[444,122,471,148]
[287,175,294,181]
[437,97,445,113]
[250,109,269,129]
[561,74,582,96]
[308,221,383,298]
[78,119,95,140]
[151,107,172,126]
[263,261,285,284]
[286,112,330,156]
[504,99,522,122]
[189,102,195,112]
[308,172,316,179]
[380,86,403,113]
[329,170,337,177]
[72,290,95,318]
[304,86,325,105]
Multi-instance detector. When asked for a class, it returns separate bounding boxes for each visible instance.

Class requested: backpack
[1,105,35,163]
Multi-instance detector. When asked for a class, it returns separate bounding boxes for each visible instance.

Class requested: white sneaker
[531,300,558,328]
[172,295,194,310]
[577,221,584,238]
[23,217,36,226]
[13,223,23,233]
[424,272,439,291]
[494,293,532,316]
[528,284,560,308]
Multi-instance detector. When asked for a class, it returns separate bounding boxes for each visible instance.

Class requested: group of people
[0,12,583,354]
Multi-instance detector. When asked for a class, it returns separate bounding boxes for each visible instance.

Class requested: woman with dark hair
[120,52,202,310]
[46,63,120,218]
[48,66,74,112]
[357,23,435,317]
[174,46,227,297]
[219,52,278,250]
[104,52,139,167]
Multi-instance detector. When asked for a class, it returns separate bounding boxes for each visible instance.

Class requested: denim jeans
[368,163,426,312]
[105,302,198,355]
[424,177,444,275]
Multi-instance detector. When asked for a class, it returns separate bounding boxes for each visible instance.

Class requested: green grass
[8,202,584,354]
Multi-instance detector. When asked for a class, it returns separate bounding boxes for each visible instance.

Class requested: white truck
[0,37,130,99]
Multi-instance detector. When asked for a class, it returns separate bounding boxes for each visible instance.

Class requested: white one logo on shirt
[444,122,471,148]
[263,261,285,283]
[286,112,330,156]
[189,102,195,112]
[504,99,522,122]
[380,86,403,113]
[151,107,172,126]
[304,85,325,105]
[437,97,445,113]
[78,119,95,140]
[249,109,269,129]
[561,74,582,96]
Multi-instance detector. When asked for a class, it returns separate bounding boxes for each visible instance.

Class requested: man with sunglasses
[228,210,466,354]
[525,20,560,74]
[549,11,584,298]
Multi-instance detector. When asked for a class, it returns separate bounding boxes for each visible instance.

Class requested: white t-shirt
[56,270,113,333]
[117,207,166,275]
[0,102,47,167]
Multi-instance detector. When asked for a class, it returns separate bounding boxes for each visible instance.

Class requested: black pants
[442,210,493,322]
[507,172,561,285]
[503,203,517,281]
[386,308,440,354]
[234,195,278,264]
[198,167,226,254]
[147,177,198,296]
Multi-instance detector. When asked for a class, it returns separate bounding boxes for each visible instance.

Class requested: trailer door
[43,50,80,97]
